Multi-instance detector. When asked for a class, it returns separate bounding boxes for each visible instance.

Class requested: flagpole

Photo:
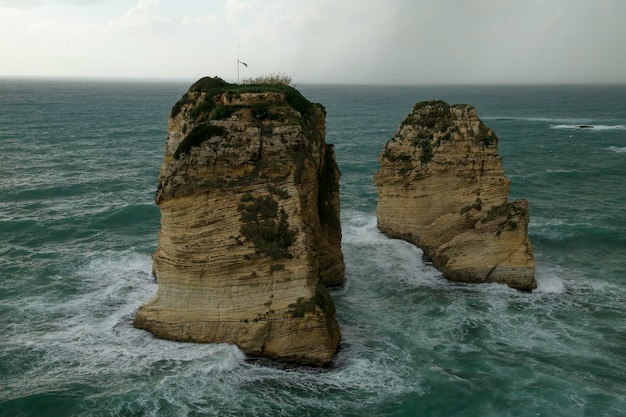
[237,45,247,84]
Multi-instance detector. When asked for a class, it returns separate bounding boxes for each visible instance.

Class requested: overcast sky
[0,0,624,84]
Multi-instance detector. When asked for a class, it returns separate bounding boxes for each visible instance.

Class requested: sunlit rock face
[134,77,344,366]
[374,100,536,292]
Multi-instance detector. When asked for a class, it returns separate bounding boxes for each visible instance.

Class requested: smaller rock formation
[374,100,536,291]
[134,77,344,365]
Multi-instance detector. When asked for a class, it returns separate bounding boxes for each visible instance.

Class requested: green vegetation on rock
[476,123,498,147]
[238,193,296,259]
[418,140,434,164]
[289,282,336,319]
[171,76,315,119]
[481,202,524,235]
[483,202,513,222]
[460,198,483,215]
[173,124,225,159]
[242,73,292,86]
[169,76,321,160]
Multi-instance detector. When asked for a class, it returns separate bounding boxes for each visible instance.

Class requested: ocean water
[1,80,624,416]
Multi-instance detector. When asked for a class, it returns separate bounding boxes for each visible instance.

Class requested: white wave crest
[550,124,626,131]
[534,263,566,294]
[341,210,565,296]
[545,168,576,174]
[2,251,247,402]
[483,116,591,124]
[341,210,444,288]
[606,146,626,153]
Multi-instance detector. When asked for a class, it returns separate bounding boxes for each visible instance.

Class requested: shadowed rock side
[374,100,536,292]
[134,77,344,366]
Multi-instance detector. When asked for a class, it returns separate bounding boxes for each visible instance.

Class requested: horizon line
[2,74,626,87]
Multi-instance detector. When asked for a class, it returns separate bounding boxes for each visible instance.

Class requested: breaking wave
[606,146,626,153]
[550,124,626,131]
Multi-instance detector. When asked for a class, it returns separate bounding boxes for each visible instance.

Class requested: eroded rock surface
[134,77,344,365]
[374,100,536,291]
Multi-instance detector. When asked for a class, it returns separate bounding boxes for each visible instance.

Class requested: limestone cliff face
[134,77,344,365]
[374,100,536,291]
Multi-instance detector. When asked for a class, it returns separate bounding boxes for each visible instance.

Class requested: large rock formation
[134,77,344,365]
[374,100,536,291]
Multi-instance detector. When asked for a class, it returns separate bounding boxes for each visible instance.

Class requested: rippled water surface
[1,80,625,416]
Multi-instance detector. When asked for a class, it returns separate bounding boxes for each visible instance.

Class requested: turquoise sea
[1,80,625,416]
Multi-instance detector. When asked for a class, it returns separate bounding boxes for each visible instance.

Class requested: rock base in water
[374,100,536,291]
[134,77,344,365]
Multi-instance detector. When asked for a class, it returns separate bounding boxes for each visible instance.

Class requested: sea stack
[374,100,536,291]
[134,77,344,365]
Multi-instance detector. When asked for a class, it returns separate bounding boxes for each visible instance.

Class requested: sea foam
[534,263,566,294]
[1,251,247,402]
[342,210,444,289]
